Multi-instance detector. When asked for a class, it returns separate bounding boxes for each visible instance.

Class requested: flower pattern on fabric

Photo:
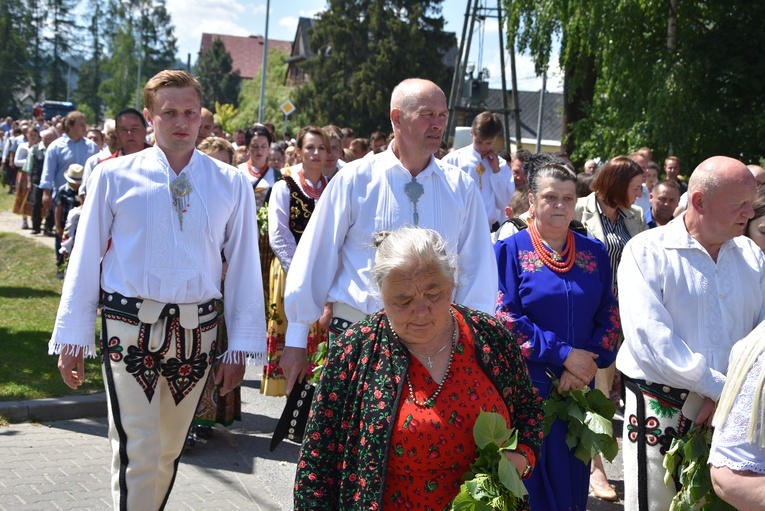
[518,250,543,273]
[294,305,543,511]
[160,315,217,405]
[648,397,680,420]
[627,415,662,445]
[574,251,598,273]
[601,303,621,350]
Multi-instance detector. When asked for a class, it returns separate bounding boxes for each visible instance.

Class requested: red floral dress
[383,312,511,510]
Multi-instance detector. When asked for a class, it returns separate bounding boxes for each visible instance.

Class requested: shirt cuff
[696,368,727,401]
[555,343,574,367]
[285,322,311,348]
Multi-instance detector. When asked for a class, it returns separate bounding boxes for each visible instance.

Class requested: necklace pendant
[551,251,561,262]
[426,357,433,368]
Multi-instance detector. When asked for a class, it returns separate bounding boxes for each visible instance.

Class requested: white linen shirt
[616,215,765,400]
[50,146,266,359]
[282,147,498,348]
[441,145,515,226]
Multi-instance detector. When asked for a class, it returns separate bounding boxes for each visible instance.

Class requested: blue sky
[165,0,562,92]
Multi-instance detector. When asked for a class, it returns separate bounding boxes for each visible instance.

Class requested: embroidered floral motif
[574,251,598,273]
[104,337,123,363]
[124,341,163,402]
[648,397,679,419]
[601,303,621,350]
[160,316,212,405]
[518,250,544,273]
[626,414,662,445]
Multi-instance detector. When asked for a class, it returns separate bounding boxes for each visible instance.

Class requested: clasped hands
[558,348,599,392]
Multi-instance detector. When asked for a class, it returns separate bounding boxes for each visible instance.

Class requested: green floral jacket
[293,304,543,510]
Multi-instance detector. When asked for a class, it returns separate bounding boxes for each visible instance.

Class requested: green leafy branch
[451,412,528,511]
[542,372,618,465]
[662,426,736,511]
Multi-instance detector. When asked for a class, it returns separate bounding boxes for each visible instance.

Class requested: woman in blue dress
[495,162,621,510]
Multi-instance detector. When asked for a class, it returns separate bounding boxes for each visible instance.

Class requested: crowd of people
[4,68,765,510]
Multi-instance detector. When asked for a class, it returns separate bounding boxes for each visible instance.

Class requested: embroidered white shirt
[616,215,765,400]
[441,145,515,226]
[282,147,498,348]
[50,146,266,359]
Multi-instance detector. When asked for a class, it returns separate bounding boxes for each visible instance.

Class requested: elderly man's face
[394,88,447,160]
[701,177,757,242]
[197,109,214,145]
[650,183,680,225]
[511,158,527,188]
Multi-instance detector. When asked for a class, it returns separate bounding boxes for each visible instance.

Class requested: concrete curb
[0,392,107,422]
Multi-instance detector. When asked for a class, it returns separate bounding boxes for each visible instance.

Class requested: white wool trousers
[100,303,218,511]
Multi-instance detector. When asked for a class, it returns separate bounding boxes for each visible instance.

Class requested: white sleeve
[267,180,297,272]
[617,239,726,399]
[488,162,515,213]
[13,143,28,168]
[49,166,113,357]
[283,174,352,348]
[222,173,267,357]
[454,179,498,314]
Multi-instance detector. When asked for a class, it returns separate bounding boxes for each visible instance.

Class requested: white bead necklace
[389,310,458,409]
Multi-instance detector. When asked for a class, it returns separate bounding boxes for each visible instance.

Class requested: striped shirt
[597,201,632,297]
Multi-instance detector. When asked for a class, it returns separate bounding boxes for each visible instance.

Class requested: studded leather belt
[101,290,217,329]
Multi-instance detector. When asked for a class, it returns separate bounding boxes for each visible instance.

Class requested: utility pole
[258,0,271,123]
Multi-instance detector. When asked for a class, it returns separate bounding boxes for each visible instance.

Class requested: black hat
[269,380,315,452]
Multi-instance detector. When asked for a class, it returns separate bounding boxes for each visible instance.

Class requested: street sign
[280,100,296,116]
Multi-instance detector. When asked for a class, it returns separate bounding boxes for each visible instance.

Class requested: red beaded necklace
[298,171,327,200]
[247,160,268,179]
[528,219,576,273]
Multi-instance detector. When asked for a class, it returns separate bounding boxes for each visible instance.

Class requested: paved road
[0,366,626,510]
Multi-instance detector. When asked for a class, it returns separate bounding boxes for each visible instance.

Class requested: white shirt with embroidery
[50,146,266,361]
[441,145,515,226]
[616,215,765,400]
[282,147,498,348]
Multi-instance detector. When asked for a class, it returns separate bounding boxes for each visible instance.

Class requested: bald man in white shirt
[617,156,765,511]
[278,78,497,394]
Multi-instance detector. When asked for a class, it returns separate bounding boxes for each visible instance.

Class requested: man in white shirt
[51,70,266,510]
[442,111,515,230]
[279,78,497,393]
[616,155,765,511]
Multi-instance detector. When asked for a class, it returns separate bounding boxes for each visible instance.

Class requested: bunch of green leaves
[662,426,735,511]
[256,205,269,236]
[542,378,618,464]
[451,412,528,511]
[308,341,327,384]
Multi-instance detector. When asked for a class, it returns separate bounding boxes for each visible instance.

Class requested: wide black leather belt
[101,290,217,328]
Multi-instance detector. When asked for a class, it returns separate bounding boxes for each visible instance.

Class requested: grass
[0,192,104,401]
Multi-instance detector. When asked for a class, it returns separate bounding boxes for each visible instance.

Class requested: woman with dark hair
[263,126,331,396]
[745,185,765,252]
[574,155,646,499]
[495,162,620,510]
[238,124,281,209]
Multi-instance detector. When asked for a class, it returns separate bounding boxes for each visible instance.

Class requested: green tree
[0,0,28,115]
[234,47,308,131]
[24,0,47,102]
[506,0,765,167]
[195,38,241,108]
[45,0,79,100]
[295,0,454,136]
[74,0,105,123]
[100,0,178,116]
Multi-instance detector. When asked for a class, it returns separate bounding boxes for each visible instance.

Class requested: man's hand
[42,189,53,211]
[563,348,599,383]
[279,346,307,394]
[694,397,716,426]
[484,151,501,173]
[58,351,85,389]
[213,362,246,396]
[558,369,588,393]
[318,302,333,331]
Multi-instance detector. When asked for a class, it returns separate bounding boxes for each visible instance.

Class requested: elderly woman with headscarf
[294,227,543,510]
